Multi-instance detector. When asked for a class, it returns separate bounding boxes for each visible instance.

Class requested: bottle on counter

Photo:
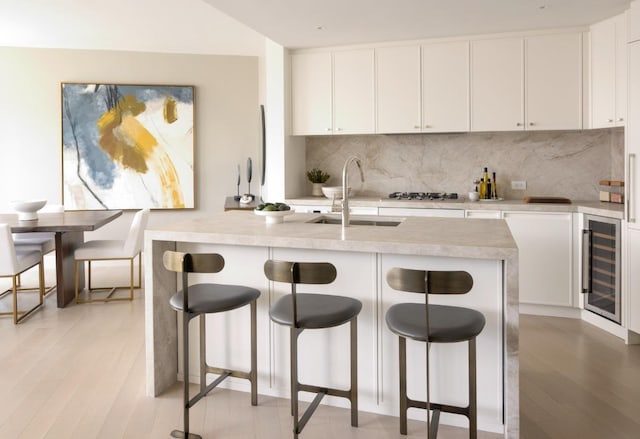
[480,167,489,199]
[485,178,492,200]
[492,172,498,199]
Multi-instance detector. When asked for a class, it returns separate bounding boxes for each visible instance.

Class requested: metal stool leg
[171,312,203,439]
[291,327,301,438]
[250,300,258,406]
[350,317,358,427]
[399,336,408,435]
[469,338,477,439]
[200,315,207,392]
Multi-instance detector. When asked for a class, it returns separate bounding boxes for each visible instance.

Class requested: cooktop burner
[388,192,459,201]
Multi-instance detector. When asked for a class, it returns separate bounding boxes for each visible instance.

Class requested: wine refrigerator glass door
[582,215,621,324]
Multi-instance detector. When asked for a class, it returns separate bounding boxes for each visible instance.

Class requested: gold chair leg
[12,276,18,325]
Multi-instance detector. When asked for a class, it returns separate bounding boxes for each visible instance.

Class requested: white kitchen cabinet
[291,52,332,135]
[590,14,627,128]
[627,41,640,229]
[422,40,470,132]
[626,228,640,333]
[376,45,421,133]
[503,212,573,307]
[471,37,524,131]
[333,48,375,134]
[379,207,465,218]
[525,33,582,130]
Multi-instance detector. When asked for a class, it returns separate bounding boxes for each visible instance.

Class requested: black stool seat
[170,283,260,315]
[386,303,485,343]
[270,293,362,329]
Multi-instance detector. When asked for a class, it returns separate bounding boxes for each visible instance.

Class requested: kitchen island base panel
[146,242,507,435]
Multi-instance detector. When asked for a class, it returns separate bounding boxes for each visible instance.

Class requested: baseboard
[519,303,581,319]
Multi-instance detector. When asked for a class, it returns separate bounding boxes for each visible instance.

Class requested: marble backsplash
[305,128,624,201]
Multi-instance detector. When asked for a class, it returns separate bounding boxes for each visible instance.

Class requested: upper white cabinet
[333,49,375,134]
[526,33,583,130]
[291,52,332,135]
[471,34,583,132]
[471,37,524,131]
[590,14,627,128]
[290,30,582,135]
[422,41,470,132]
[375,45,421,133]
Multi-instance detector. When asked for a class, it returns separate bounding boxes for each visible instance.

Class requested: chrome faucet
[341,156,365,231]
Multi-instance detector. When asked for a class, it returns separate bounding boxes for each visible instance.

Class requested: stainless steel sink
[308,215,402,227]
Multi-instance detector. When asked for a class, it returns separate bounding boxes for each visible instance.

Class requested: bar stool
[264,259,362,438]
[164,251,260,439]
[385,268,485,439]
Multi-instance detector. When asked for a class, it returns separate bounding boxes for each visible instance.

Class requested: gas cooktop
[388,192,459,201]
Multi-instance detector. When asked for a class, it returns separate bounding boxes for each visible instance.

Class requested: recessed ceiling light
[538,4,550,10]
[316,25,324,31]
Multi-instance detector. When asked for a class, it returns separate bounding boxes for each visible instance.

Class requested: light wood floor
[1,261,639,438]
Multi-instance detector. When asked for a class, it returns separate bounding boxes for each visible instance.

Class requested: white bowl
[254,209,294,224]
[11,199,47,221]
[321,186,353,199]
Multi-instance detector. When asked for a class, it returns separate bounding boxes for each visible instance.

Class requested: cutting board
[523,196,571,204]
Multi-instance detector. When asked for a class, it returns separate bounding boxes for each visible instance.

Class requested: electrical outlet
[511,180,527,190]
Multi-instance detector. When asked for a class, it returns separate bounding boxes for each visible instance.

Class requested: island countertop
[147,210,517,260]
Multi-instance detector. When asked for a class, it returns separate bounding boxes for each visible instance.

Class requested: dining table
[1,209,123,307]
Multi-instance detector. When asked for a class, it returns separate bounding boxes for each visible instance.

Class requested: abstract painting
[61,83,195,210]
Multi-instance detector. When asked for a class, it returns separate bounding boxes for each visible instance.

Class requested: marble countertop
[147,210,517,261]
[286,196,625,219]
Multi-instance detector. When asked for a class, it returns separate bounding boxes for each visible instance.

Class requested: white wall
[0,46,260,238]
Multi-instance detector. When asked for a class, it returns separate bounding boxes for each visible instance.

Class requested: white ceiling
[202,0,632,49]
[0,0,632,54]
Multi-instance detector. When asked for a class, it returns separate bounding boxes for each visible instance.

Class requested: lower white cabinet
[626,227,640,333]
[503,212,574,307]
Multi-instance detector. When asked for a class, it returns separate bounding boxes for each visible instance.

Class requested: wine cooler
[582,215,621,323]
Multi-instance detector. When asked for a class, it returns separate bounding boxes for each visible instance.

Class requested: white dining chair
[13,204,64,296]
[0,224,45,323]
[74,208,150,303]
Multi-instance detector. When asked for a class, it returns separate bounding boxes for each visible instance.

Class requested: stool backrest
[264,260,336,285]
[264,259,336,328]
[163,251,225,274]
[386,268,473,296]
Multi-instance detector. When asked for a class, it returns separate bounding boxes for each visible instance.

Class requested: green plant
[306,168,330,184]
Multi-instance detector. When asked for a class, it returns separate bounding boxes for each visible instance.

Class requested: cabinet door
[526,33,582,130]
[615,14,627,126]
[503,212,573,307]
[627,228,640,333]
[333,49,375,134]
[422,41,470,132]
[591,18,617,128]
[376,45,421,133]
[628,41,640,229]
[291,52,332,135]
[471,37,523,131]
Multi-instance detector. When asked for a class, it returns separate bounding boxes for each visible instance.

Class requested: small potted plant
[306,168,330,196]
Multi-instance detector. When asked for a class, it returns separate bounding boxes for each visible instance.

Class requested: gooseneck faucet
[342,156,365,231]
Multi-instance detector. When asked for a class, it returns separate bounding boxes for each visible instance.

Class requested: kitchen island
[144,211,519,438]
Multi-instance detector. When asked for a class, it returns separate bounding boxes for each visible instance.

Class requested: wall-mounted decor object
[61,83,195,210]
